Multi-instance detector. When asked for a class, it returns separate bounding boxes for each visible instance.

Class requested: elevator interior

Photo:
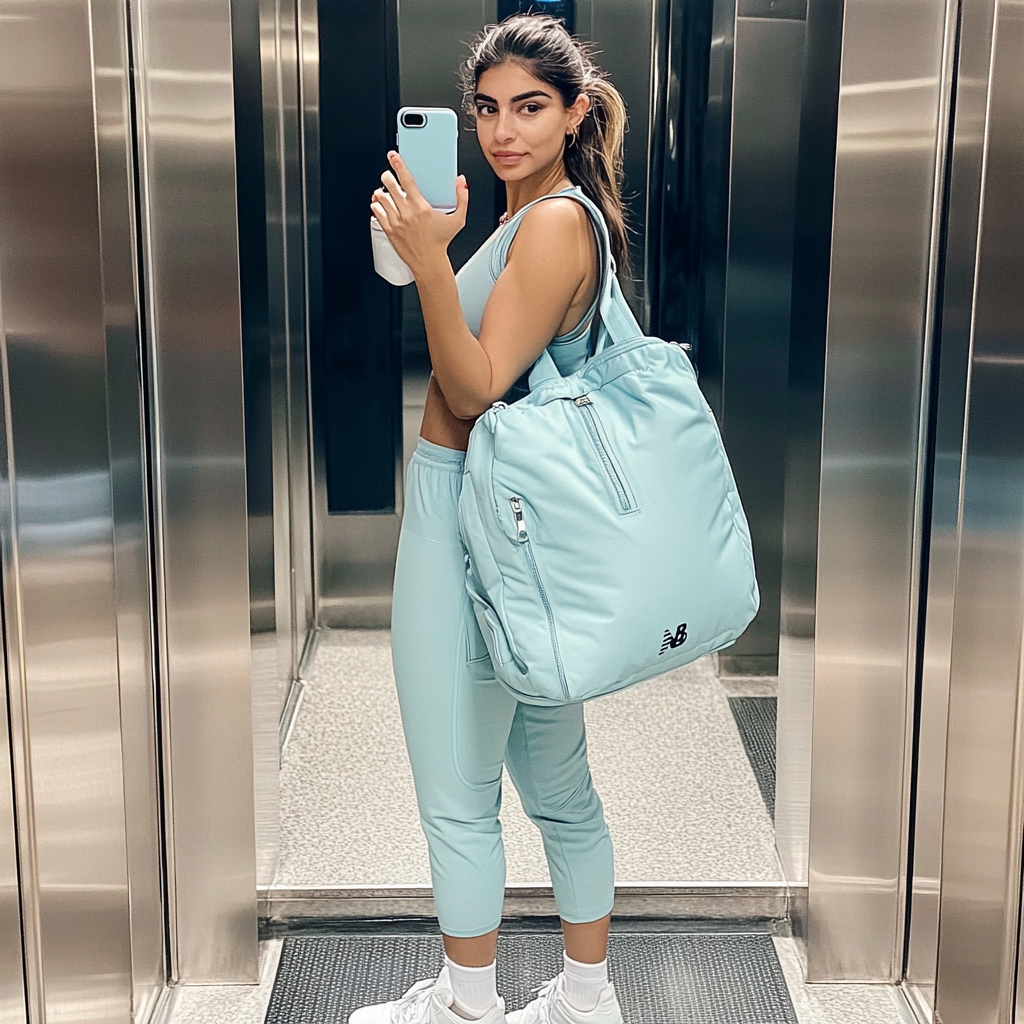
[249,0,804,900]
[0,0,1023,1022]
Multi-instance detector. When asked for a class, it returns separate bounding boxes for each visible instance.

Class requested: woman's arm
[372,153,593,419]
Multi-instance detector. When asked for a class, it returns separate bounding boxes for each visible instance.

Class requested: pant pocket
[453,611,515,791]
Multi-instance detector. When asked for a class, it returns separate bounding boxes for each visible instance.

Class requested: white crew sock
[562,951,609,1013]
[444,955,498,1020]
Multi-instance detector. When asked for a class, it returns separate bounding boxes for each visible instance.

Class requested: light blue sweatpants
[391,438,615,938]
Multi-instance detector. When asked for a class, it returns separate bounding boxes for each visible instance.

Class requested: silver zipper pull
[491,401,508,411]
[574,395,593,406]
[509,496,528,542]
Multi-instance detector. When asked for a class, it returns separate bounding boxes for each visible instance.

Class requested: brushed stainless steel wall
[934,1,1024,1019]
[716,0,806,674]
[0,0,136,1018]
[130,0,258,983]
[0,633,25,1024]
[775,0,844,896]
[808,0,954,981]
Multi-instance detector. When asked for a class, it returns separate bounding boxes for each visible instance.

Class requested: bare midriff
[419,374,476,452]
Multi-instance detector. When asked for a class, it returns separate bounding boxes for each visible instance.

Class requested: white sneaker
[506,974,623,1024]
[348,965,508,1024]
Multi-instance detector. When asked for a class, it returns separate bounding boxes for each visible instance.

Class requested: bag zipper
[573,395,637,512]
[509,497,570,701]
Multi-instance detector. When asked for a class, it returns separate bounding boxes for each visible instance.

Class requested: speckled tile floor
[163,936,908,1024]
[276,630,783,887]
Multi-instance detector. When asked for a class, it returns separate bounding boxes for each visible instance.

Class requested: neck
[504,162,572,218]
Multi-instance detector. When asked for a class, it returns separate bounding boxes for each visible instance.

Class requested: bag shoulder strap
[496,190,642,391]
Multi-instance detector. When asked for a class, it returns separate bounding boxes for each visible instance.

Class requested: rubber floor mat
[264,931,798,1023]
[728,696,777,819]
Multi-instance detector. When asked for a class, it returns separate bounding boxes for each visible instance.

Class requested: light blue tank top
[456,186,601,403]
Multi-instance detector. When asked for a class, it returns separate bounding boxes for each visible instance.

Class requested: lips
[493,152,525,162]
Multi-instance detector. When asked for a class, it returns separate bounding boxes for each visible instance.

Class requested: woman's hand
[371,152,469,277]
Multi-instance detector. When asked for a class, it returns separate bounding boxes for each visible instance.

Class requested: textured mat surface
[264,931,798,1023]
[728,697,777,819]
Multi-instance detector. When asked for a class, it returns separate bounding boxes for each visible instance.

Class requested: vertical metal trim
[0,299,42,1024]
[895,0,961,978]
[934,1,1024,1017]
[297,0,322,626]
[125,4,179,977]
[89,0,168,1008]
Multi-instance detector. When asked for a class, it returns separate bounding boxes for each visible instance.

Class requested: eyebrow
[474,89,553,104]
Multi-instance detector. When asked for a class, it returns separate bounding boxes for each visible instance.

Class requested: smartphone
[397,107,459,212]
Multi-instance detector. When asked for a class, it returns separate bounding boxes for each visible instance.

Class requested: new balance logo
[659,623,688,655]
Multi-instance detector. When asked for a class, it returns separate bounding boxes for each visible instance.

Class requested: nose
[493,109,515,144]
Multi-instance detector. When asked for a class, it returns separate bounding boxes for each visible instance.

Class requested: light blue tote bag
[458,193,759,705]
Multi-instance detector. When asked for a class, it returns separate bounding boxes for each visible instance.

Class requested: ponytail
[565,75,629,281]
[461,14,632,281]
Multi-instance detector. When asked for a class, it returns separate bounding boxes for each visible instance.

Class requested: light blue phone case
[397,107,459,212]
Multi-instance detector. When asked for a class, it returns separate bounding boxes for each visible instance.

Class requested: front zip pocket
[509,497,570,701]
[573,395,638,512]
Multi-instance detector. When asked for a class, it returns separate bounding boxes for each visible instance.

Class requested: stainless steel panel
[935,0,1024,1019]
[718,11,805,674]
[131,0,258,982]
[0,619,25,1024]
[906,0,990,1010]
[808,0,951,982]
[0,0,135,1017]
[91,0,167,1013]
[775,0,844,890]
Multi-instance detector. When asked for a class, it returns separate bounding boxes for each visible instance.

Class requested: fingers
[372,186,400,220]
[452,174,470,231]
[387,151,423,200]
[379,169,406,202]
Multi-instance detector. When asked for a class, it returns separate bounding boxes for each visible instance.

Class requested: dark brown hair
[460,14,631,280]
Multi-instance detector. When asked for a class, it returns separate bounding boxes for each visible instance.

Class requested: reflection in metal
[935,0,1024,1018]
[0,0,135,1017]
[775,0,844,901]
[808,0,952,982]
[0,594,24,1023]
[717,5,805,673]
[92,0,167,1013]
[130,0,258,983]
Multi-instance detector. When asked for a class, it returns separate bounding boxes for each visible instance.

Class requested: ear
[568,92,591,131]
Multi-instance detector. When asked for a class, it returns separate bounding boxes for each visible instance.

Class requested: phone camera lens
[401,111,426,128]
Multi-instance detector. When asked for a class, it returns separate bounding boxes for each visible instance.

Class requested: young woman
[357,16,630,1024]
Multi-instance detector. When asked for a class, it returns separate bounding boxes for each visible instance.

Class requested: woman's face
[473,62,588,182]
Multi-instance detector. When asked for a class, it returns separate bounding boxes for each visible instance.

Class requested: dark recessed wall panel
[317,0,401,514]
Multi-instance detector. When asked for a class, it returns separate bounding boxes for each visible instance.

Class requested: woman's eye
[476,105,497,116]
[522,104,541,114]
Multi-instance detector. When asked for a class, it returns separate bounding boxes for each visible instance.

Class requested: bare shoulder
[510,197,593,262]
